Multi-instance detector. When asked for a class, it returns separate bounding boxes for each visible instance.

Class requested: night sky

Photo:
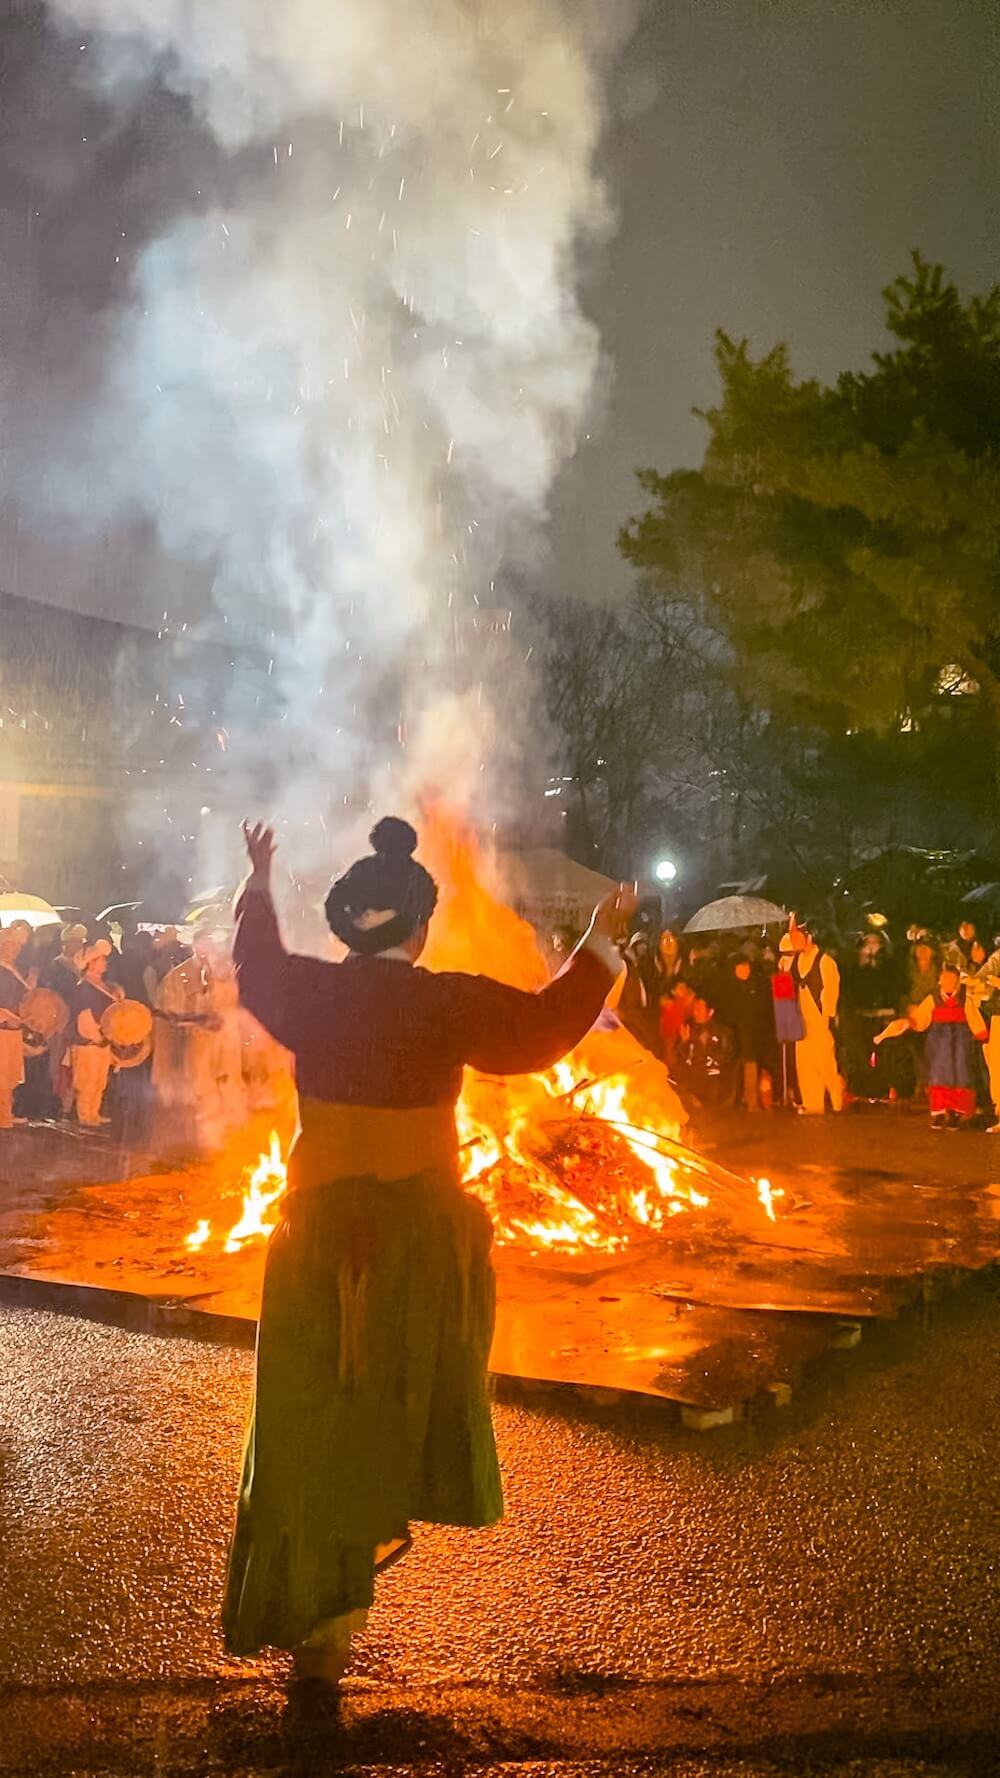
[1,0,997,627]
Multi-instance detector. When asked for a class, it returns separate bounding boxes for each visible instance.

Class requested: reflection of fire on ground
[184,811,779,1260]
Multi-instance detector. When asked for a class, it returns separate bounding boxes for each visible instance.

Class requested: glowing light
[755,1176,785,1223]
[654,858,678,884]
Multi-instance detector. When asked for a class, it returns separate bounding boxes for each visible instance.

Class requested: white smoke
[43,0,637,877]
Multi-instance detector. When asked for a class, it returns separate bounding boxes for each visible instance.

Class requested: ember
[184,812,774,1257]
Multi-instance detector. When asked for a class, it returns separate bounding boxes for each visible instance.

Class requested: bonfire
[187,811,778,1259]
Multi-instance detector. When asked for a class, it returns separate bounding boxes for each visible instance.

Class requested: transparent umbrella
[683,895,787,934]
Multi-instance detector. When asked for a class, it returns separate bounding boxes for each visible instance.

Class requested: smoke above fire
[38,0,638,875]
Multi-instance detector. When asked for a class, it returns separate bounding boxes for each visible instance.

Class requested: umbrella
[684,895,787,934]
[0,892,63,930]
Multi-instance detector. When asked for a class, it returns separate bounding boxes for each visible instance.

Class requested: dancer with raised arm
[223,814,632,1683]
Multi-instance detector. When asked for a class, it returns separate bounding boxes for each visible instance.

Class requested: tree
[619,254,1000,841]
[541,587,826,889]
[541,594,681,871]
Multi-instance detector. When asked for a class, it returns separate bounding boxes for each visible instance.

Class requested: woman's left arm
[232,823,296,1048]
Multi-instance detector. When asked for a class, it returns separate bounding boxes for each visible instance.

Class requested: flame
[189,1132,290,1257]
[755,1176,785,1223]
[184,809,778,1258]
[185,1218,212,1252]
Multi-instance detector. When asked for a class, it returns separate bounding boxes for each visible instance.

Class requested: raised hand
[591,882,639,943]
[242,820,276,886]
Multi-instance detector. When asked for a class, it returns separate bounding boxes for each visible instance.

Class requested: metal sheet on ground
[1,1114,999,1408]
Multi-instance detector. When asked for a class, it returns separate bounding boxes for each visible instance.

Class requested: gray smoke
[38,0,637,881]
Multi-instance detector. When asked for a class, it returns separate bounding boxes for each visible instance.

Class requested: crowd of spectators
[615,911,1000,1127]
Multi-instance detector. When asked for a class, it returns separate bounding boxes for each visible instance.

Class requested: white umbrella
[684,895,787,934]
[0,892,63,930]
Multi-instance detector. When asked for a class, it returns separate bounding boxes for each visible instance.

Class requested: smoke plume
[39,0,637,880]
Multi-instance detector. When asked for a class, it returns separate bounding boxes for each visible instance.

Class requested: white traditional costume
[792,941,843,1114]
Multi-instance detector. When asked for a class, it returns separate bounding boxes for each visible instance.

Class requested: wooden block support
[681,1403,736,1430]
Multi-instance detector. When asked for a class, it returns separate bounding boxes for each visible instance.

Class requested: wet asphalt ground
[1,1265,999,1778]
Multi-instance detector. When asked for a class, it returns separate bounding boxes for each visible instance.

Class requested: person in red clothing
[874,963,986,1129]
[224,814,631,1683]
[659,977,695,1073]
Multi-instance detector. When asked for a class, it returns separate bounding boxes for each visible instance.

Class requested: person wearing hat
[71,942,119,1127]
[40,924,87,1115]
[153,932,244,1147]
[44,923,87,997]
[223,814,633,1684]
[152,924,192,983]
[0,927,30,1128]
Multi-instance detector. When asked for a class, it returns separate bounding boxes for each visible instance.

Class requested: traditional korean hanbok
[0,956,27,1126]
[792,942,844,1114]
[72,966,118,1127]
[222,818,621,1675]
[905,986,985,1123]
[876,976,987,1126]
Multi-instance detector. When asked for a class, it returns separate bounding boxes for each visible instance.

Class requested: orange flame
[185,1132,289,1256]
[755,1176,784,1223]
[416,808,711,1251]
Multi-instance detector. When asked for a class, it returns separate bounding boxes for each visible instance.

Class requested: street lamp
[654,858,677,885]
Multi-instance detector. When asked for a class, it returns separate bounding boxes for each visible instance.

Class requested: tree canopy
[619,254,1000,749]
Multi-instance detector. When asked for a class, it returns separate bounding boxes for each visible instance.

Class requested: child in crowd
[875,963,986,1129]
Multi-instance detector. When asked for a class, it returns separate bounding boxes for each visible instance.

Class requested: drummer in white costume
[0,928,30,1128]
[154,937,245,1144]
[72,943,120,1127]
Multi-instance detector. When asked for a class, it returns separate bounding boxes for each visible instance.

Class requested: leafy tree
[619,254,1000,833]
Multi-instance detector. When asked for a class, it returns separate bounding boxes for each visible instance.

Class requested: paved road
[1,1279,998,1777]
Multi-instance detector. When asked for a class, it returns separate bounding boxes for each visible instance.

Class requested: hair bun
[369,815,418,861]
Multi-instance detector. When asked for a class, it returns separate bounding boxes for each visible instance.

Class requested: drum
[19,987,70,1040]
[20,988,69,1058]
[101,998,153,1067]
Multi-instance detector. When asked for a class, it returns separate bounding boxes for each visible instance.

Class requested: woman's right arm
[232,823,297,1049]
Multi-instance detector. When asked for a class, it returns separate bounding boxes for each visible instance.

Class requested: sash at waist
[290,1096,460,1189]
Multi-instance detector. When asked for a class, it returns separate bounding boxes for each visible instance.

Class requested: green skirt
[222,1168,503,1655]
